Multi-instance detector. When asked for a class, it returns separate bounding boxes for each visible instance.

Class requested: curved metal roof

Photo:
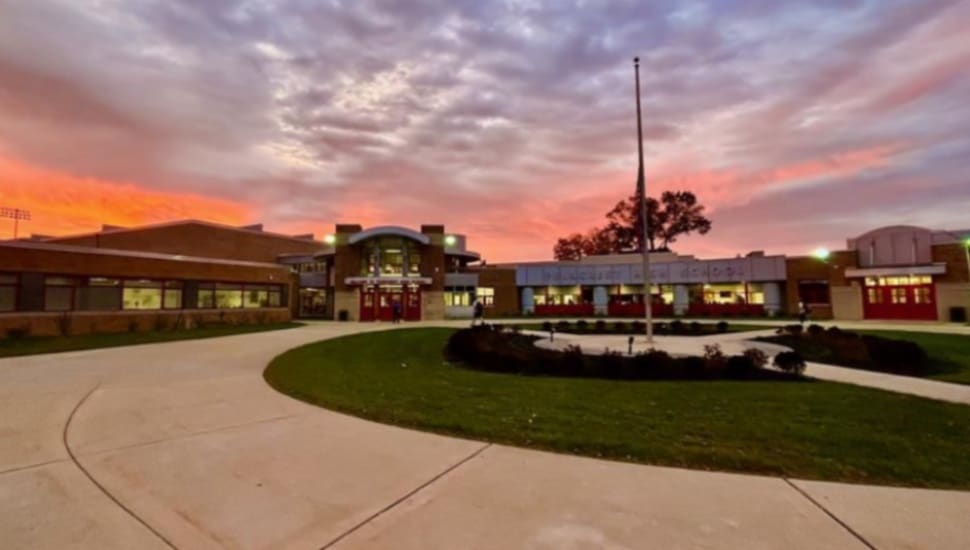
[348,226,431,245]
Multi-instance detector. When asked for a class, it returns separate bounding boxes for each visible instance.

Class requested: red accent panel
[607,302,674,317]
[687,303,765,316]
[534,304,595,316]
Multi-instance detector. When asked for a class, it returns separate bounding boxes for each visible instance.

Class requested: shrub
[594,319,607,332]
[631,320,645,334]
[807,324,825,337]
[726,354,758,379]
[783,324,804,336]
[703,344,727,371]
[774,351,806,376]
[670,320,685,335]
[560,344,585,375]
[556,320,572,332]
[861,335,928,374]
[576,319,589,332]
[613,321,627,333]
[541,321,553,332]
[716,321,729,333]
[654,322,668,335]
[600,350,625,379]
[742,348,769,369]
[825,326,844,338]
[6,326,30,339]
[689,321,701,335]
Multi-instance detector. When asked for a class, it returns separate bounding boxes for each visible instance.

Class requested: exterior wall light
[812,248,831,261]
[324,234,336,245]
[444,235,457,246]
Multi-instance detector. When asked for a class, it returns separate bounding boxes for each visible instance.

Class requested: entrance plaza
[2,320,970,549]
[1,220,968,336]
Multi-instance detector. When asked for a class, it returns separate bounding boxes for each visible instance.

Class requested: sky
[1,0,968,262]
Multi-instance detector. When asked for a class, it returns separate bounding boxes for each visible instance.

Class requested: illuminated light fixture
[444,235,457,246]
[812,247,831,261]
[324,234,336,245]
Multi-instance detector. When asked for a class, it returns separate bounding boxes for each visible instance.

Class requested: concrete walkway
[535,328,970,405]
[1,321,968,549]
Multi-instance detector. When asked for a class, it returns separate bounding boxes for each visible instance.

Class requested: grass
[265,327,970,489]
[0,322,302,358]
[858,330,970,385]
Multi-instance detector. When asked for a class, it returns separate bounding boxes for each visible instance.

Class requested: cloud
[0,0,968,261]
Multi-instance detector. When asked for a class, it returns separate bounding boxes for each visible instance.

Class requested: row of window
[864,275,933,287]
[0,275,283,313]
[867,287,933,305]
[442,286,495,307]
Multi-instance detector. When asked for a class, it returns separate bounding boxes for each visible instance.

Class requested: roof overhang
[345,276,433,286]
[845,264,946,278]
[348,226,430,245]
[447,249,481,261]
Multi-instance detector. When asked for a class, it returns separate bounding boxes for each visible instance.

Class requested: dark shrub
[703,344,727,372]
[594,319,607,333]
[491,323,505,332]
[654,322,668,335]
[825,326,844,337]
[560,344,585,375]
[600,350,625,379]
[556,320,571,332]
[631,320,645,334]
[576,319,589,332]
[6,326,30,339]
[784,324,804,336]
[613,321,627,333]
[541,321,553,332]
[634,348,676,378]
[742,348,769,369]
[726,354,758,379]
[510,325,522,334]
[689,321,702,335]
[682,356,707,378]
[807,324,825,337]
[774,351,806,376]
[716,321,729,333]
[670,320,685,335]
[861,335,928,374]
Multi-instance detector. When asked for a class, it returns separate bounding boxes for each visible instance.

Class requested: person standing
[472,298,484,327]
[392,300,402,324]
[798,301,811,325]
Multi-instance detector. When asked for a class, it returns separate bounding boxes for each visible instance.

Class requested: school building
[1,221,967,335]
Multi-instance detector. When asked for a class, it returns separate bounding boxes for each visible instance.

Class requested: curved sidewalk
[1,321,968,549]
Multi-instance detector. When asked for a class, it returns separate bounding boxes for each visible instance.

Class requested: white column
[673,284,689,316]
[763,282,782,317]
[593,286,609,316]
[521,287,535,315]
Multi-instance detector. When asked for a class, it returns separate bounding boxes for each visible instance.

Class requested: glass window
[198,289,215,309]
[244,286,269,308]
[867,288,883,304]
[0,274,17,312]
[79,278,121,311]
[268,290,282,307]
[477,287,495,307]
[914,287,932,304]
[164,288,182,309]
[798,281,830,305]
[123,280,163,310]
[215,283,243,308]
[891,288,907,304]
[44,277,77,311]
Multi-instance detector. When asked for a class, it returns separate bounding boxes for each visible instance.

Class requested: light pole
[633,57,653,343]
[0,207,31,239]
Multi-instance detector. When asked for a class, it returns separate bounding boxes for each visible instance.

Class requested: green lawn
[0,322,302,358]
[265,327,970,489]
[858,330,970,385]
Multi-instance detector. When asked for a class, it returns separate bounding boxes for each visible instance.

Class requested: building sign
[345,276,433,286]
[516,256,786,286]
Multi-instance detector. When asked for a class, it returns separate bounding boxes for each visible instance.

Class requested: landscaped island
[264,327,970,489]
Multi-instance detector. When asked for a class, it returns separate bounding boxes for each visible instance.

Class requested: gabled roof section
[43,219,320,244]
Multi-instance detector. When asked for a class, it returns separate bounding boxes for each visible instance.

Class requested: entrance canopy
[348,226,431,245]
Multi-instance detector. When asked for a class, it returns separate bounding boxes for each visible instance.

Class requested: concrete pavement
[2,320,969,549]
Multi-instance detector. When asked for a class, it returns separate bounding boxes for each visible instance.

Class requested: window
[44,276,78,311]
[477,287,495,307]
[123,280,163,310]
[443,286,474,307]
[914,287,932,304]
[79,278,122,311]
[0,274,17,312]
[798,281,830,305]
[198,285,215,309]
[891,288,907,304]
[867,288,883,304]
[163,281,183,309]
[215,283,243,308]
[244,285,269,308]
[360,238,422,277]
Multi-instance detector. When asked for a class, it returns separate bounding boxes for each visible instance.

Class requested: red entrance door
[359,286,422,321]
[862,278,937,320]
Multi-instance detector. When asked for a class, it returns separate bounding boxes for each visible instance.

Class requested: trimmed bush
[576,319,589,332]
[670,320,685,334]
[631,320,645,334]
[689,321,701,335]
[774,351,807,375]
[742,348,769,369]
[807,324,825,337]
[613,321,628,333]
[716,321,729,333]
[541,321,553,332]
[556,320,572,332]
[594,319,607,332]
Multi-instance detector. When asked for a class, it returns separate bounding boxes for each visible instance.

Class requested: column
[521,287,534,315]
[763,282,782,317]
[593,286,608,316]
[673,284,689,316]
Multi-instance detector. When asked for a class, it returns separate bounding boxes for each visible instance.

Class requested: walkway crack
[63,382,178,550]
[320,442,492,549]
[784,478,877,550]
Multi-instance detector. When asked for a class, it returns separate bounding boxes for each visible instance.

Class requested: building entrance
[862,276,937,320]
[359,285,421,321]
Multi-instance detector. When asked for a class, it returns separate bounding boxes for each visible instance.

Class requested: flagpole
[634,57,653,343]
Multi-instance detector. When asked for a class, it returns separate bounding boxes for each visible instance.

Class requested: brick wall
[477,268,519,316]
[784,250,857,317]
[932,243,970,283]
[0,308,291,339]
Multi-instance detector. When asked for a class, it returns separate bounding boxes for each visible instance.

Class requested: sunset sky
[1,0,968,262]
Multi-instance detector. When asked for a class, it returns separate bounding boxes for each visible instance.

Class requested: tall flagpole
[634,57,653,343]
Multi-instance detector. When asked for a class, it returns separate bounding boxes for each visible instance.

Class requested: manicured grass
[0,322,302,358]
[265,327,970,489]
[858,330,970,385]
